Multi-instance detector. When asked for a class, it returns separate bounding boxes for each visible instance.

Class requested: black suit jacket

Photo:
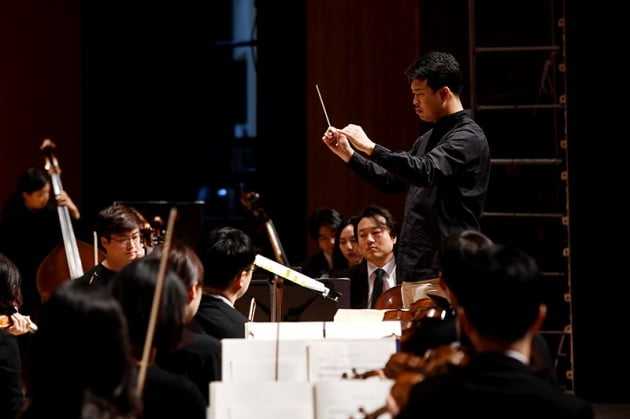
[156,328,222,404]
[193,294,249,339]
[397,352,593,419]
[332,260,369,309]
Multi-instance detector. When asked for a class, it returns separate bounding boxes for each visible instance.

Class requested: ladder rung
[477,104,564,111]
[491,158,563,166]
[540,271,566,278]
[475,45,560,53]
[482,212,563,218]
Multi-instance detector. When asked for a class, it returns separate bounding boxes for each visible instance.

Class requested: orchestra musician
[19,280,140,419]
[332,205,398,309]
[394,245,593,418]
[0,252,29,419]
[0,167,84,317]
[75,204,146,288]
[192,226,256,339]
[149,241,222,405]
[110,258,206,419]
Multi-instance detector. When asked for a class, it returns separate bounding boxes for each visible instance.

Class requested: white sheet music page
[245,321,326,340]
[307,338,397,381]
[324,321,401,339]
[314,379,394,419]
[209,381,313,419]
[221,338,309,382]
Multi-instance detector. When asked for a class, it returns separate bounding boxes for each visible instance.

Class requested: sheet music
[245,321,326,340]
[333,308,395,322]
[314,379,394,419]
[221,338,309,382]
[209,381,313,419]
[307,338,397,381]
[324,321,401,339]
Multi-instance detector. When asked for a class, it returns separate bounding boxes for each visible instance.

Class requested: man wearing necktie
[371,267,386,308]
[334,205,398,309]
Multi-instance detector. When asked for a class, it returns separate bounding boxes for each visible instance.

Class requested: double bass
[240,189,289,322]
[36,139,104,302]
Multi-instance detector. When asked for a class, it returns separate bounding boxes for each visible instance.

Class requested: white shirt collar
[367,259,396,279]
[503,349,528,365]
[208,293,235,309]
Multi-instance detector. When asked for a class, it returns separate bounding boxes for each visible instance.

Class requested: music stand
[235,277,350,322]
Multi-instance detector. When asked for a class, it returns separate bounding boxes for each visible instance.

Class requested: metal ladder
[467,0,574,393]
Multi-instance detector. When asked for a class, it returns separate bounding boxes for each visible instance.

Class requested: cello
[36,139,104,302]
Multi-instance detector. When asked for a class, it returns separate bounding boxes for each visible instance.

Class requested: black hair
[405,51,464,95]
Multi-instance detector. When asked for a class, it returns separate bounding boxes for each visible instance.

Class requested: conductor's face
[410,78,444,123]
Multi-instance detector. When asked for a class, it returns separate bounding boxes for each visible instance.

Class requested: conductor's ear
[439,87,449,101]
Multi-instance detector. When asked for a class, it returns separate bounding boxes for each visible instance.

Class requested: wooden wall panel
[305,0,421,255]
[0,2,81,210]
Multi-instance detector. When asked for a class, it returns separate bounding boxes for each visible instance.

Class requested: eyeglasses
[109,233,142,246]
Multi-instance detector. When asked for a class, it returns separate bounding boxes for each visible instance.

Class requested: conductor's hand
[339,124,376,155]
[322,127,354,163]
[56,190,81,220]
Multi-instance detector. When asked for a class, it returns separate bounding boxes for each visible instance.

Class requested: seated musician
[76,204,145,287]
[332,205,398,309]
[0,167,83,316]
[0,253,30,419]
[192,227,256,339]
[110,258,206,419]
[298,207,342,278]
[149,240,221,405]
[395,244,593,418]
[402,230,556,385]
[21,280,140,419]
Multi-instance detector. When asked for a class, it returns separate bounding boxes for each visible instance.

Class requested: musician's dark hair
[354,204,399,239]
[308,208,342,240]
[96,204,144,240]
[17,168,49,194]
[2,167,50,217]
[0,252,23,315]
[201,227,256,290]
[110,258,186,355]
[458,244,542,342]
[27,280,140,418]
[438,229,493,301]
[148,240,204,288]
[332,215,360,270]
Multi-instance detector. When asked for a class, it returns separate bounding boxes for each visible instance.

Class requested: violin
[373,284,403,310]
[358,343,471,418]
[382,295,452,343]
[0,313,38,334]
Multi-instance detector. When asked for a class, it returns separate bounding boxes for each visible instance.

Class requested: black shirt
[348,110,491,282]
